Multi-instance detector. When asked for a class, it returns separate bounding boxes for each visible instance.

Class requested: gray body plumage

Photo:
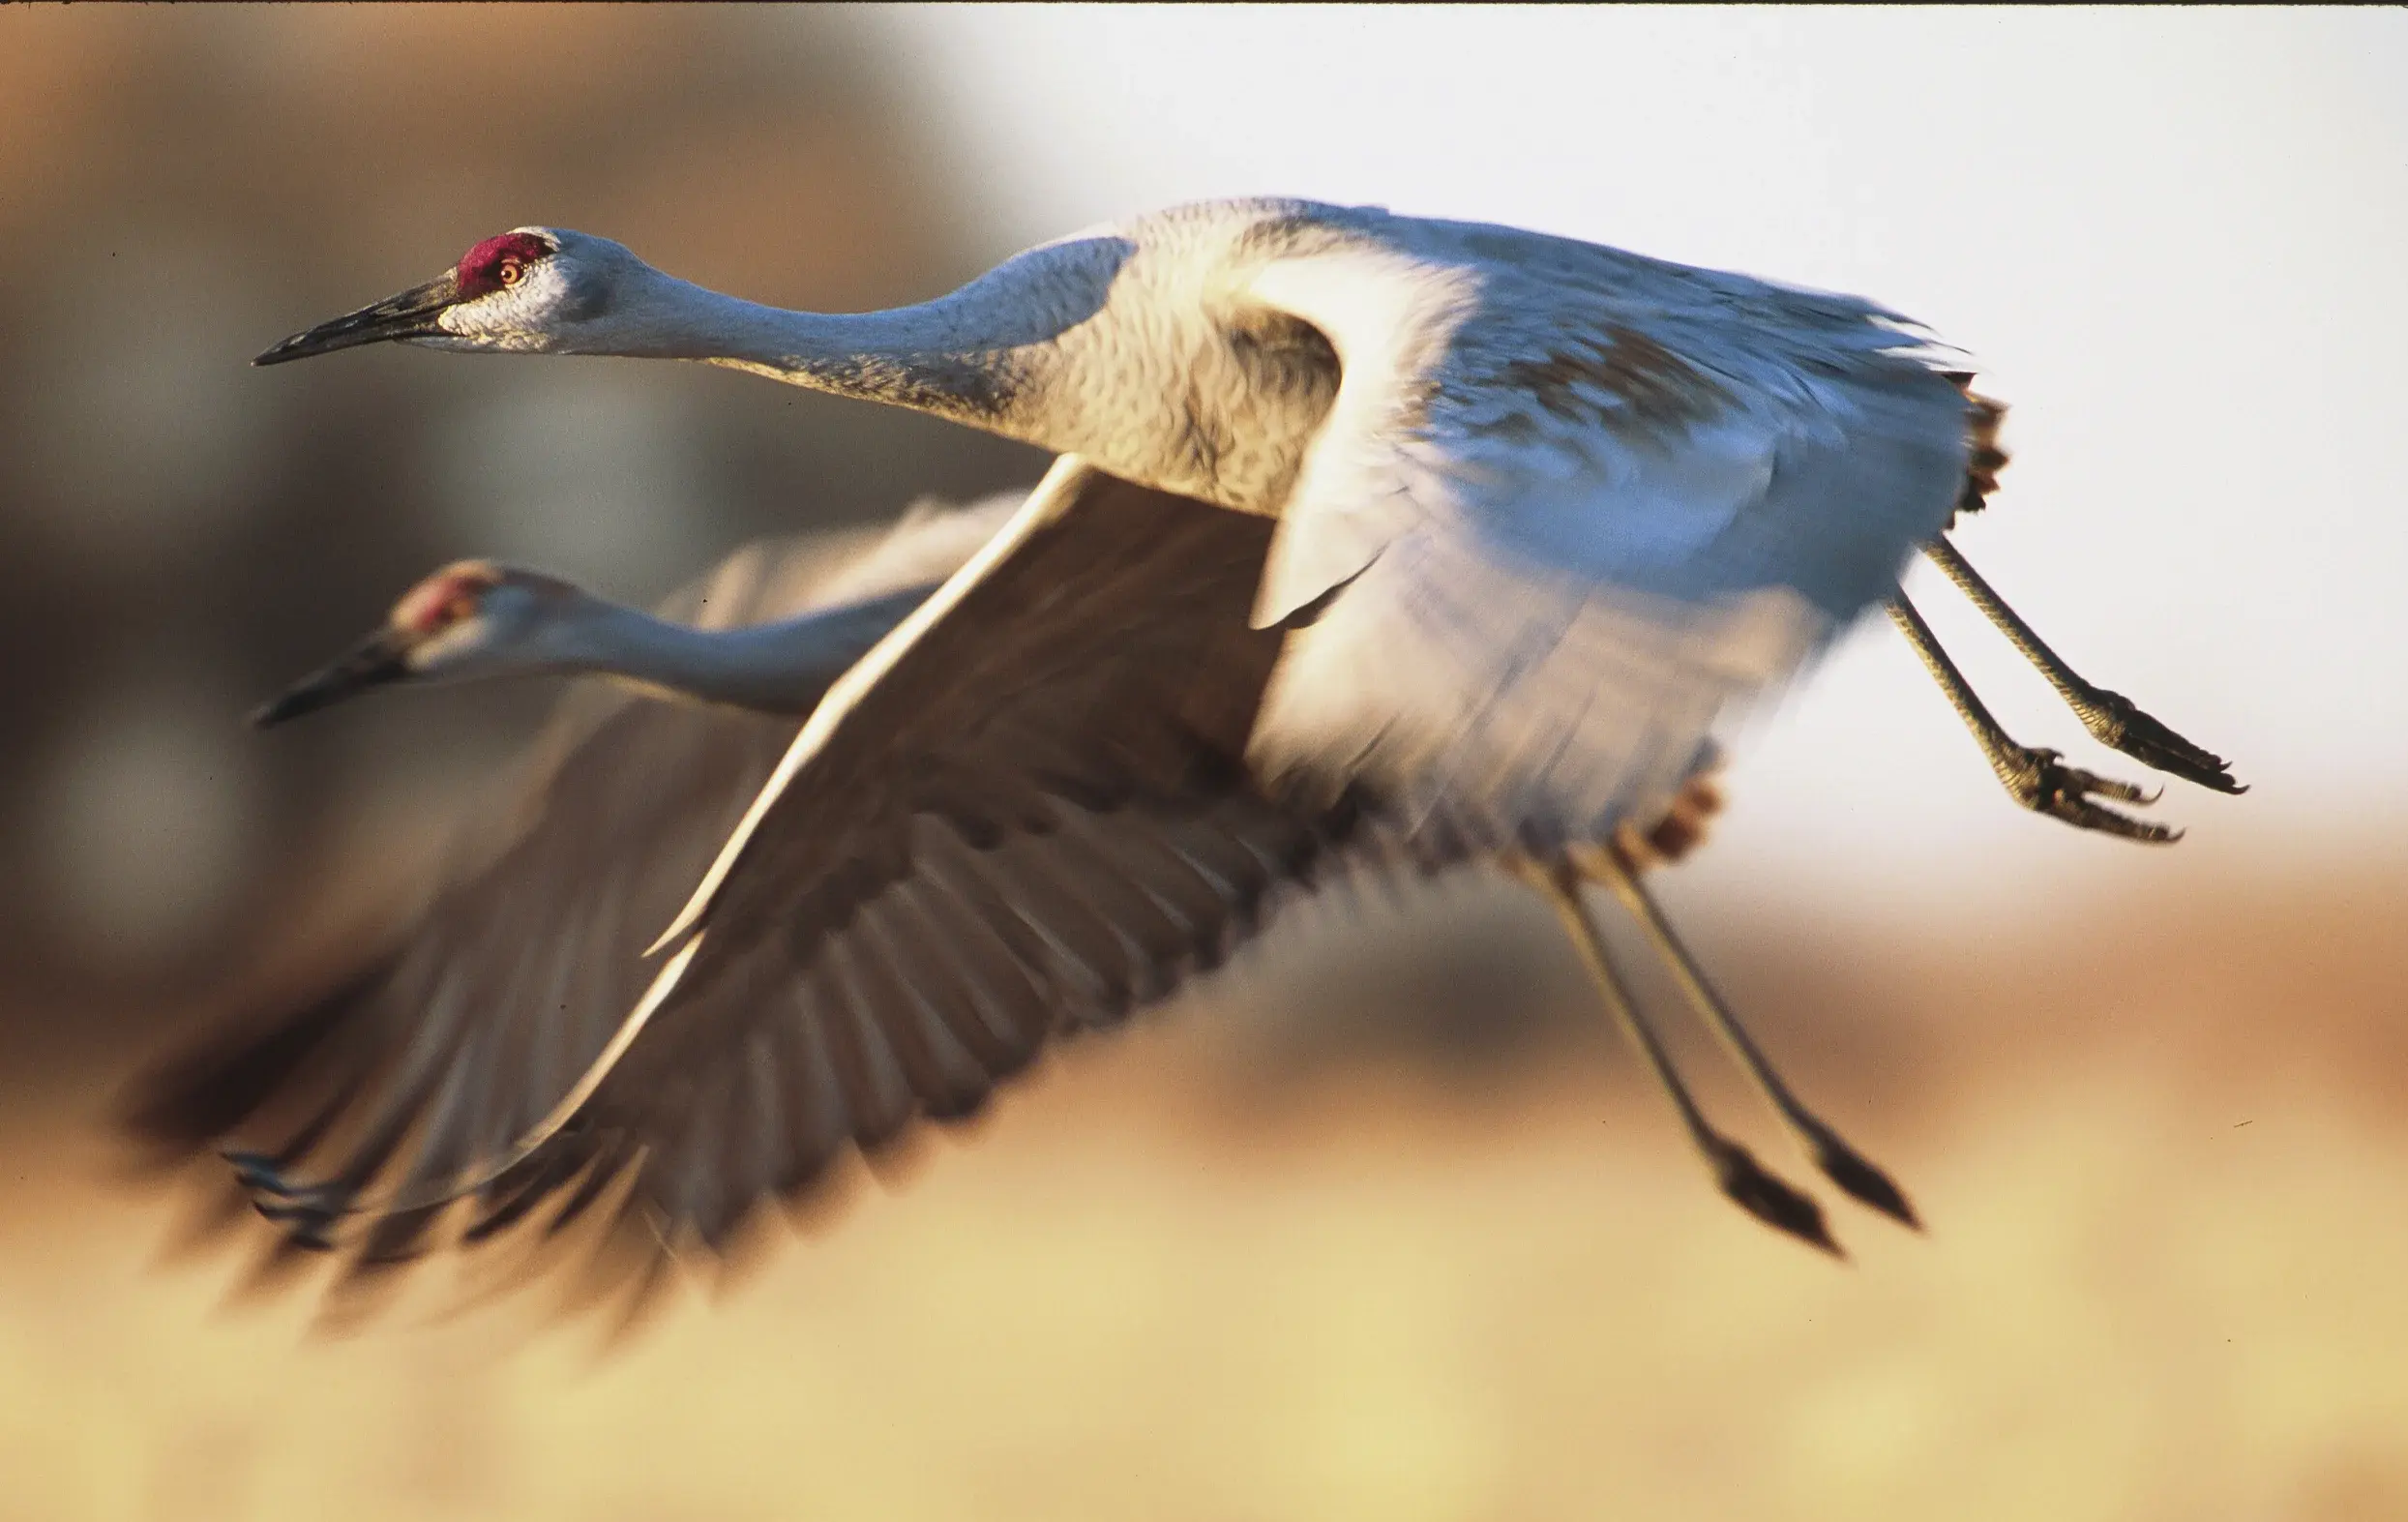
[551,199,1972,883]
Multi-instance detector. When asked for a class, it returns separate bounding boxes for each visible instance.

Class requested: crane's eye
[495,259,523,287]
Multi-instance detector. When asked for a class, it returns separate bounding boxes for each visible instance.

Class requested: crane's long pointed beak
[254,271,461,367]
[251,631,414,728]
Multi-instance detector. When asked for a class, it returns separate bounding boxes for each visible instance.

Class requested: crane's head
[253,227,659,365]
[253,560,592,726]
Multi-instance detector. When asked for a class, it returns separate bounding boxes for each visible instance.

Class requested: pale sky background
[24,8,2399,964]
[870,5,2408,925]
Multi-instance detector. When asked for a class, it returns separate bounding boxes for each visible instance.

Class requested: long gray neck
[605,237,1137,436]
[584,231,1340,512]
[560,584,936,716]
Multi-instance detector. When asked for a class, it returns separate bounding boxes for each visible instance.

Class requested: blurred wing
[112,503,1035,1285]
[123,479,1405,1302]
[1239,212,1975,851]
[570,460,1393,1276]
[117,690,804,1281]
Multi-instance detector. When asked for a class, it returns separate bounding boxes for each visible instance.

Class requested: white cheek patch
[436,268,569,344]
[407,618,490,671]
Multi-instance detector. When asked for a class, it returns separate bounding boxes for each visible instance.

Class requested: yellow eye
[496,260,522,287]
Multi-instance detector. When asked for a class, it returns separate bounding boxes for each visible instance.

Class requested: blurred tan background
[3,7,2406,1520]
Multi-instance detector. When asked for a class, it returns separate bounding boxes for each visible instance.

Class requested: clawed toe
[2080,688,2246,796]
[2075,768,2158,807]
[222,1149,297,1198]
[222,1149,351,1248]
[2007,748,2183,845]
[1909,543,2248,814]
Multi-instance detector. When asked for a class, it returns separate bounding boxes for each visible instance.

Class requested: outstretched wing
[119,689,810,1292]
[1235,207,1976,852]
[123,481,1404,1307]
[491,463,1418,1301]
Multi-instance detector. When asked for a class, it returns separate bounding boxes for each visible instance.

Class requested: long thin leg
[1888,594,2180,844]
[1924,538,2244,794]
[1514,858,1840,1257]
[1581,851,1917,1230]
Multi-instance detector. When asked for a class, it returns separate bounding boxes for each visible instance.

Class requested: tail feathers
[1941,372,2010,520]
[1592,771,1726,878]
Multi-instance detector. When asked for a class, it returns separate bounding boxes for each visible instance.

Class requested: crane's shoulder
[1110,201,1955,428]
[1231,209,1981,622]
[1126,197,1917,324]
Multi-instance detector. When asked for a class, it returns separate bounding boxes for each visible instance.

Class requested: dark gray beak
[253,270,461,367]
[251,630,415,728]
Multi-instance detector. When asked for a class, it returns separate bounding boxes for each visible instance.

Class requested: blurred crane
[126,492,1388,1303]
[239,198,2242,1260]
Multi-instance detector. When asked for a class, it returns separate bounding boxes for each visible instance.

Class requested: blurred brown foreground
[5,839,2405,1522]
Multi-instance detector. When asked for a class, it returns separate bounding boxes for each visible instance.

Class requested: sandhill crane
[124,492,1404,1302]
[241,199,2241,1265]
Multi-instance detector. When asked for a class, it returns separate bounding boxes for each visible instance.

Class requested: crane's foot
[1706,1136,1843,1258]
[223,1149,347,1250]
[223,1148,313,1203]
[2070,687,2246,796]
[1999,747,2182,844]
[1796,1118,1920,1230]
[250,1199,341,1253]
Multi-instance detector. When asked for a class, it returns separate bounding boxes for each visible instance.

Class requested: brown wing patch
[1569,771,1726,880]
[1494,325,1733,436]
[1230,210,1357,266]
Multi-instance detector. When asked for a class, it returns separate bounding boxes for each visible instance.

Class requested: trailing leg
[1889,594,2179,844]
[1514,857,1839,1257]
[1576,848,1917,1230]
[1923,537,2244,795]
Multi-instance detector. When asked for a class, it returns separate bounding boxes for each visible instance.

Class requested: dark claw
[252,1190,338,1227]
[1800,1121,1921,1231]
[1708,1138,1844,1258]
[223,1150,348,1211]
[2077,688,2246,796]
[252,1191,324,1220]
[223,1148,355,1250]
[221,1149,297,1197]
[250,1197,340,1252]
[2005,747,2184,845]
